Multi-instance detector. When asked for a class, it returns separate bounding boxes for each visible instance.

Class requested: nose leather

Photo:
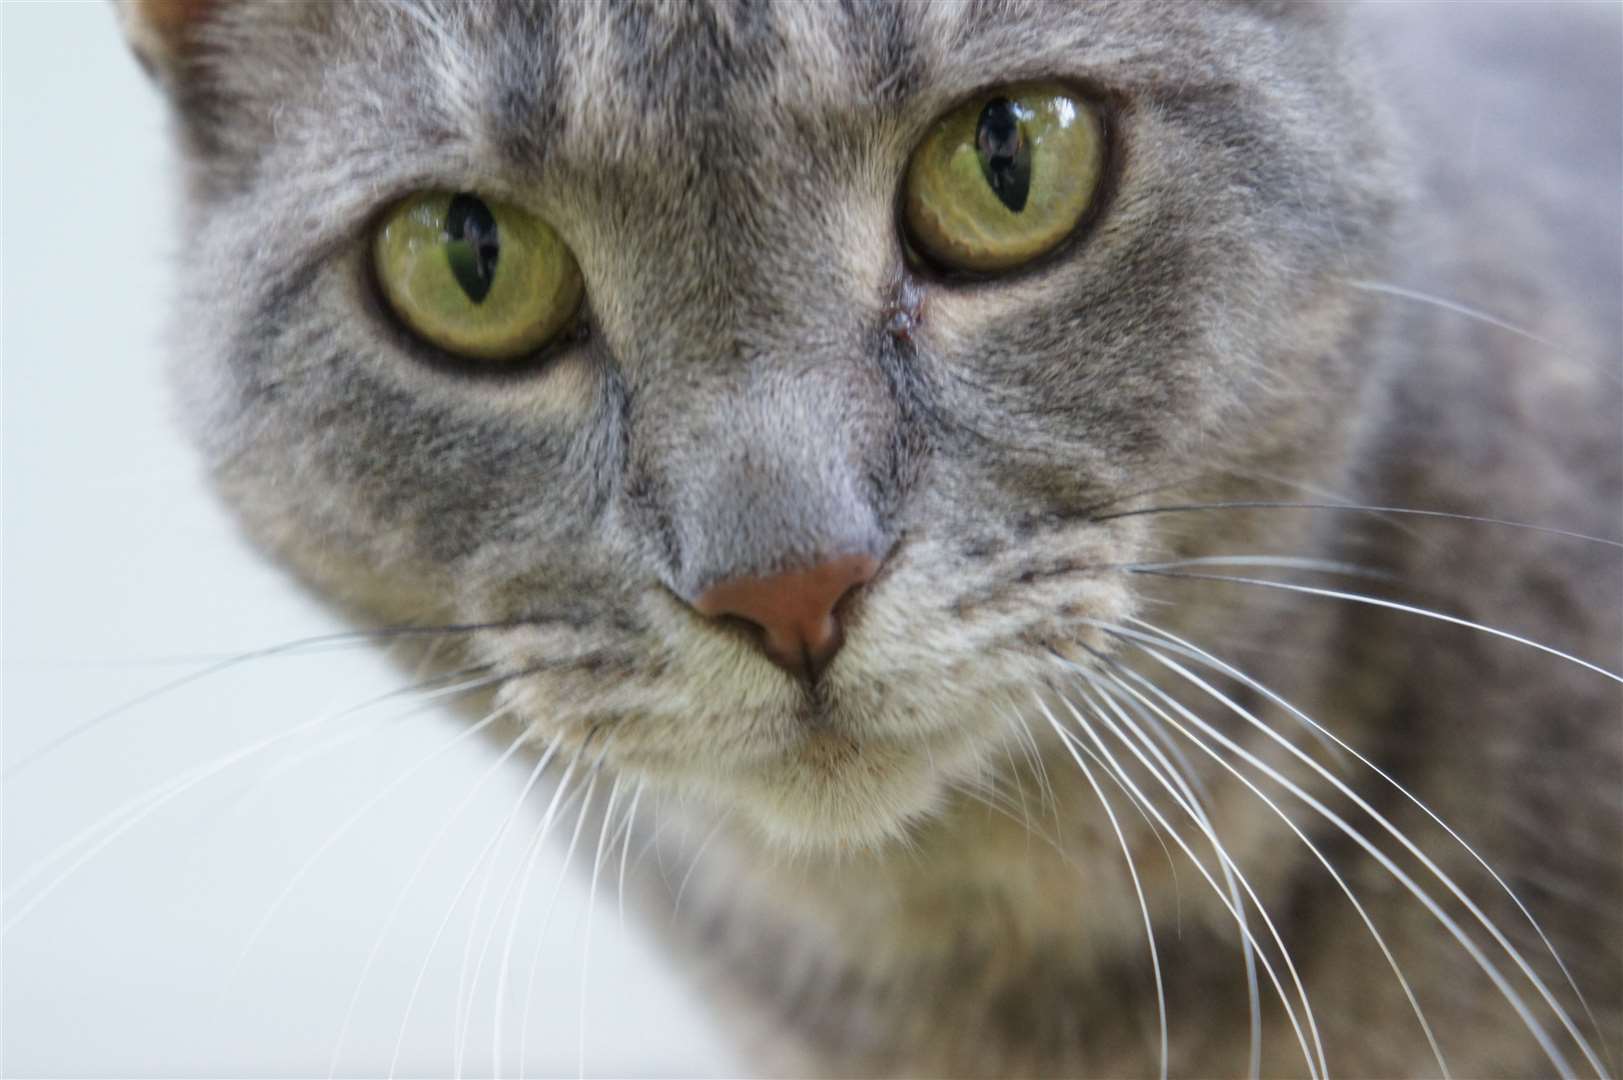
[693,554,880,682]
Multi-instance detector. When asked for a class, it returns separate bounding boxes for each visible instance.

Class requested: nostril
[709,610,776,656]
[692,553,880,683]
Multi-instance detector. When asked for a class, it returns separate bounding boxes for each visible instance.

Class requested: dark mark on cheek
[885,277,927,343]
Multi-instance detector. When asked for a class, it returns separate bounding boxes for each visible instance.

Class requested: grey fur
[125,1,1620,1075]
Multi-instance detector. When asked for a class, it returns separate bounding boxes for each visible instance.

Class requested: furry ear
[115,0,217,89]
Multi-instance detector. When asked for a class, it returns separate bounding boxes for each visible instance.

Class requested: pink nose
[693,554,880,682]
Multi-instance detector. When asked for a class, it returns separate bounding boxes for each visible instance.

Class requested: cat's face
[155,1,1392,849]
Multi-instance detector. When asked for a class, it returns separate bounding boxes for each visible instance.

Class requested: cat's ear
[115,0,218,91]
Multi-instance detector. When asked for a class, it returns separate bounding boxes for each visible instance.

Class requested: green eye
[373,192,583,362]
[903,84,1105,274]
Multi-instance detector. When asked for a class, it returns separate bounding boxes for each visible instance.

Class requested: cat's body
[114,1,1622,1075]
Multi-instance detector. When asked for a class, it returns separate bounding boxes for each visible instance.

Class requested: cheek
[206,363,616,630]
[910,272,1208,478]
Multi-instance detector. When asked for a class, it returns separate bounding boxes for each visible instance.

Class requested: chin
[705,723,993,855]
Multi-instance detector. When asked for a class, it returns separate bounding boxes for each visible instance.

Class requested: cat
[85,0,1623,1075]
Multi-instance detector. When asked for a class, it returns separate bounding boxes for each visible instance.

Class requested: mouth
[622,678,1013,853]
[787,681,846,727]
[492,570,1131,850]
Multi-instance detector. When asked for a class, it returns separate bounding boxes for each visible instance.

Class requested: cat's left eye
[903,83,1105,275]
[373,192,583,362]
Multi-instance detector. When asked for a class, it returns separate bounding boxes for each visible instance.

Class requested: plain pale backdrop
[1,5,733,1075]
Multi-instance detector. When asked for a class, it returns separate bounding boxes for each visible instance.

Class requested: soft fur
[124,2,1620,1075]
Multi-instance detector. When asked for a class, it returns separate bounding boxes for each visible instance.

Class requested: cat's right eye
[373,192,583,363]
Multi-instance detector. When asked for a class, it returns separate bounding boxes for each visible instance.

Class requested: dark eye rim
[895,81,1126,287]
[362,191,591,380]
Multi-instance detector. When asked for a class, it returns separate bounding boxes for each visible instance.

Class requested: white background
[2,5,732,1076]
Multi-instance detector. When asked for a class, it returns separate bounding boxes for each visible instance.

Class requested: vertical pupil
[445,193,499,303]
[976,98,1031,214]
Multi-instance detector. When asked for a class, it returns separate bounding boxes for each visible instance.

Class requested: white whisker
[1132,555,1392,579]
[465,754,596,1079]
[1012,702,1182,909]
[1345,279,1622,387]
[1035,696,1168,1080]
[1120,614,1611,1072]
[1038,695,1322,1080]
[516,763,605,1080]
[1010,705,1061,821]
[1099,641,1598,1078]
[1074,678,1259,1076]
[2,629,498,782]
[1,665,496,936]
[615,781,646,928]
[235,706,512,968]
[996,729,1037,845]
[1092,499,1623,549]
[672,812,733,919]
[327,730,542,1079]
[577,774,624,1079]
[1064,680,1305,1078]
[387,745,563,1080]
[1079,663,1450,1078]
[1133,569,1623,684]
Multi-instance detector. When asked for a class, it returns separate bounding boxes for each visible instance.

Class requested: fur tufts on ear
[115,0,217,88]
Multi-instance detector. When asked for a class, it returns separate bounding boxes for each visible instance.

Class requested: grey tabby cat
[117,0,1620,1075]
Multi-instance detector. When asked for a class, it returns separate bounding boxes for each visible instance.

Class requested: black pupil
[446,193,499,303]
[975,98,1031,214]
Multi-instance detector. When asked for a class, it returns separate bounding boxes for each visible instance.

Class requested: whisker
[0,662,494,937]
[388,743,564,1080]
[1073,679,1257,1075]
[459,749,595,1078]
[1061,681,1308,1078]
[1011,703,1182,911]
[327,729,543,1079]
[11,656,512,909]
[949,766,1047,842]
[618,781,647,928]
[1093,667,1220,807]
[490,762,604,1080]
[1133,568,1623,684]
[1078,663,1450,1079]
[672,811,733,919]
[449,738,580,1071]
[1130,555,1393,580]
[4,743,286,936]
[1098,639,1601,1078]
[4,621,529,780]
[1118,614,1612,1072]
[8,659,522,932]
[235,705,514,967]
[1009,707,1061,821]
[576,773,624,1079]
[1090,500,1623,550]
[996,728,1037,845]
[1034,697,1168,1080]
[205,660,502,830]
[1344,279,1622,388]
[1038,696,1322,1079]
[516,757,609,1080]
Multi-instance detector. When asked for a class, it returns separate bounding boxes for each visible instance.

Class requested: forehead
[327,1,1224,168]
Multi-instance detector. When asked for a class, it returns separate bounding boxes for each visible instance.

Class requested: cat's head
[124,0,1396,850]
